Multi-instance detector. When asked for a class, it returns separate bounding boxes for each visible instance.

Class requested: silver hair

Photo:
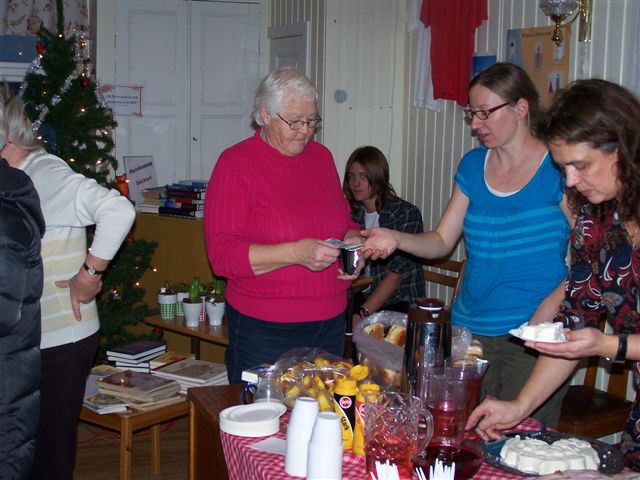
[251,67,318,126]
[0,88,40,152]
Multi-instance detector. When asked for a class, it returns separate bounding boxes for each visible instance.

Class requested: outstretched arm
[362,185,468,260]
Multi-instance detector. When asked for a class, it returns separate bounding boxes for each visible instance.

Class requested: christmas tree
[20,0,159,359]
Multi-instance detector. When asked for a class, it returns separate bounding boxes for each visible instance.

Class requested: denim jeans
[225,302,346,384]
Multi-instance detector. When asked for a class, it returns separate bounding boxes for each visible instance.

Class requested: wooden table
[79,400,189,480]
[145,314,228,358]
[188,384,243,480]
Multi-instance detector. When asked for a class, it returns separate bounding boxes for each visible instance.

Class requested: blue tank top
[452,147,570,336]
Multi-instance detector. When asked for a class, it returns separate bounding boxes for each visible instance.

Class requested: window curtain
[1,0,87,35]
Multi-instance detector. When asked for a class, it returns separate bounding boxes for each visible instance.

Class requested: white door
[190,1,260,181]
[268,22,310,74]
[115,1,260,186]
[115,1,189,185]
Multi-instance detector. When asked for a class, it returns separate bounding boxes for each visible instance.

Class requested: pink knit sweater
[204,131,358,323]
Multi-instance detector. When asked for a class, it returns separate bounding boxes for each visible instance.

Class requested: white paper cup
[307,412,343,480]
[285,397,319,477]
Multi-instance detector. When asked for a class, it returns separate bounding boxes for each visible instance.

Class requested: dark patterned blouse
[558,202,640,334]
[557,202,640,469]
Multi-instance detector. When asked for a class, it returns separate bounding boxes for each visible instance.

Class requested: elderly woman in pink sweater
[204,68,363,383]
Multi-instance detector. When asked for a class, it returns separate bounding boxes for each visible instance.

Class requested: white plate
[509,322,566,343]
[220,402,286,437]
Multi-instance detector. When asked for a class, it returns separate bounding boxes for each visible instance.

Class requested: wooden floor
[75,416,189,480]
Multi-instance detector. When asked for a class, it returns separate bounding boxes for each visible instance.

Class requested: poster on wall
[506,25,571,107]
[101,84,143,117]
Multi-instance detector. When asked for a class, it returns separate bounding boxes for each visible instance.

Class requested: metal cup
[340,247,361,275]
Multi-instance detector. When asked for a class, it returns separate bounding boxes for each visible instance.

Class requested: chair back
[557,318,633,438]
[422,258,466,301]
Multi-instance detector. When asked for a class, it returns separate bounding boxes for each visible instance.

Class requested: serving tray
[484,430,625,476]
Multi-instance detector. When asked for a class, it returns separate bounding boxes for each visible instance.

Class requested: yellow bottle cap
[349,364,369,381]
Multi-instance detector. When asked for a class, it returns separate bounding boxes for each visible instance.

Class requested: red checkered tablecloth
[221,414,541,480]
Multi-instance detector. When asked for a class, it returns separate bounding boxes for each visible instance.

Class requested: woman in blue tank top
[362,63,573,427]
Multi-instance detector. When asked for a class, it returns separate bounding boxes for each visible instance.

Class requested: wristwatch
[608,334,628,364]
[83,262,106,276]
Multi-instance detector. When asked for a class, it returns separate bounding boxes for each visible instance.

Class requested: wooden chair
[422,258,466,301]
[557,319,633,439]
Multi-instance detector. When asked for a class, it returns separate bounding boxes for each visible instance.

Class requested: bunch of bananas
[278,355,352,411]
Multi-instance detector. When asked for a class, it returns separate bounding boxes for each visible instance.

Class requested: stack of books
[152,358,228,393]
[158,180,207,219]
[107,339,167,373]
[83,364,129,414]
[138,186,167,214]
[97,370,182,408]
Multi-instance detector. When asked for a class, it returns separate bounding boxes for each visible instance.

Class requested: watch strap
[83,262,106,275]
[613,334,628,363]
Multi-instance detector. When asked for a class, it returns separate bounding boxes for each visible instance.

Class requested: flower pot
[157,292,178,319]
[206,301,225,326]
[183,301,203,328]
[175,292,188,317]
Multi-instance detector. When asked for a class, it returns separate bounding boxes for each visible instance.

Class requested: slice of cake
[512,322,566,342]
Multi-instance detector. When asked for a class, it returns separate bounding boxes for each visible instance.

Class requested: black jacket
[0,158,45,480]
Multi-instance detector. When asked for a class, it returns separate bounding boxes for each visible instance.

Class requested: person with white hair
[204,67,363,383]
[0,90,135,480]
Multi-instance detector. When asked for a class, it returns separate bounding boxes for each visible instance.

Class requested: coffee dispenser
[400,298,451,396]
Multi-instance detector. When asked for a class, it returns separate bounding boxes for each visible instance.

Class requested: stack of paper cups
[307,412,343,480]
[285,397,319,477]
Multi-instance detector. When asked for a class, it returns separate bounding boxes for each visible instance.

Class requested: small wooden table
[188,384,243,480]
[79,400,189,480]
[144,314,228,358]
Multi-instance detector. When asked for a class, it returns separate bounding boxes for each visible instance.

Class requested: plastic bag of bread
[352,311,407,388]
[272,347,352,411]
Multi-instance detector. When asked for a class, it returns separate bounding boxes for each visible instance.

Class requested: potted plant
[157,281,177,320]
[175,281,189,317]
[183,276,204,327]
[205,276,226,326]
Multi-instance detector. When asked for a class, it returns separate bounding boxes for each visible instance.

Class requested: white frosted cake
[513,322,566,342]
[500,436,600,475]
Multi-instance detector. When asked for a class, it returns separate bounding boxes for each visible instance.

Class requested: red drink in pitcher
[428,401,465,443]
[365,428,416,480]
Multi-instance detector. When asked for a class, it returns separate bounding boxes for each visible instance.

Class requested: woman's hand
[55,270,103,321]
[295,238,341,272]
[525,327,604,359]
[466,398,527,441]
[361,227,399,260]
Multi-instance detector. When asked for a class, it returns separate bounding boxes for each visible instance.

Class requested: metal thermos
[400,298,451,396]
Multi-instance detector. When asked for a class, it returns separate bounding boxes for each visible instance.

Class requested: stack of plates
[220,402,286,437]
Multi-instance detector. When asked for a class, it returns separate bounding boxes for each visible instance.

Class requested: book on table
[97,370,181,403]
[122,393,185,412]
[152,359,228,392]
[106,339,166,361]
[107,349,166,364]
[113,361,151,373]
[149,351,196,370]
[84,392,129,414]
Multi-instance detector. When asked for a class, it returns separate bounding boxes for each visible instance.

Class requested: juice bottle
[352,382,380,456]
[333,378,357,450]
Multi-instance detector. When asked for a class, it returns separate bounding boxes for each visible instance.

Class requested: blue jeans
[225,302,346,384]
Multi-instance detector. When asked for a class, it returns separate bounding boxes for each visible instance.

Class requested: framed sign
[101,84,143,117]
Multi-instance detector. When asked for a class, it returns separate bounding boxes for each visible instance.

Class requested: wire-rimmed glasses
[276,113,322,130]
[463,102,510,124]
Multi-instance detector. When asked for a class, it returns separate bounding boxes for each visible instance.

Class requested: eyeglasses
[276,113,322,130]
[463,102,511,123]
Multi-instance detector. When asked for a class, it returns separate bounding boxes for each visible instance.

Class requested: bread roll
[466,339,483,358]
[363,322,385,339]
[384,324,407,347]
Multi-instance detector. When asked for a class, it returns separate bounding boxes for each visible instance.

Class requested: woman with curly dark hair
[470,78,640,470]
